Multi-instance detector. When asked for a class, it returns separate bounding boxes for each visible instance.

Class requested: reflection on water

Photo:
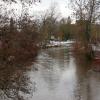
[0,47,100,100]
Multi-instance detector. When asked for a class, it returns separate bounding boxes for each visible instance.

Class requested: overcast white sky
[0,0,73,19]
[32,0,73,18]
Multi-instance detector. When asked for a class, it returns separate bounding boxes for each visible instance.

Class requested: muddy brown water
[0,47,100,100]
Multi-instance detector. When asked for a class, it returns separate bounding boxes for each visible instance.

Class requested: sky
[32,0,73,18]
[0,0,73,19]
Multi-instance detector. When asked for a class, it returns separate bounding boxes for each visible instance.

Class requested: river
[0,47,100,100]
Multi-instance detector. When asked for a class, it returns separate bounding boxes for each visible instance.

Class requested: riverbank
[40,40,74,49]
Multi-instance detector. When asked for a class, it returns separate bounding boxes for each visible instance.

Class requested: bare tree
[40,3,60,44]
[0,0,41,62]
[70,0,100,40]
[70,0,100,58]
[70,0,100,22]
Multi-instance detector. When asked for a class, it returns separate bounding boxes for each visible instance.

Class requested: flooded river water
[0,47,100,100]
